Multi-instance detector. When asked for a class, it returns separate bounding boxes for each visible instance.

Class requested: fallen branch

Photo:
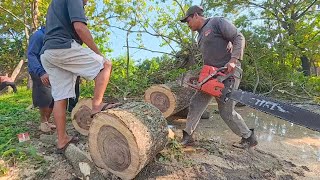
[277,89,311,100]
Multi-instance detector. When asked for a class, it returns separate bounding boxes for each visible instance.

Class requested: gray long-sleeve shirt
[197,17,245,67]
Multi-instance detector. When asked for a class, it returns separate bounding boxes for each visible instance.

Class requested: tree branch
[0,5,30,29]
[295,0,318,20]
[124,46,176,57]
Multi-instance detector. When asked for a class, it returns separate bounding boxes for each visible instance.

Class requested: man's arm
[73,22,102,56]
[218,18,245,72]
[218,18,245,60]
[67,0,103,57]
[27,33,46,77]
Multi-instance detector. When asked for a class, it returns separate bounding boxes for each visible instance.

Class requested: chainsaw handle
[217,67,228,72]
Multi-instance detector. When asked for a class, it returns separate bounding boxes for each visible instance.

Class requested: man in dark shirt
[179,5,258,149]
[40,0,115,152]
[28,26,80,133]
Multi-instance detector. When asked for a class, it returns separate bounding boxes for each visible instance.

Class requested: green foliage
[0,163,9,176]
[81,55,187,98]
[0,87,45,176]
[158,139,184,162]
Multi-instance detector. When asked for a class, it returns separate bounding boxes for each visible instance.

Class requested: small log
[64,144,105,180]
[71,99,93,136]
[89,102,168,180]
[10,60,24,82]
[144,82,195,118]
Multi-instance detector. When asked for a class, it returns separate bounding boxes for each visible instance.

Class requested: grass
[0,87,45,177]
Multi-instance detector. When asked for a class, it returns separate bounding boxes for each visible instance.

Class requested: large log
[89,102,168,180]
[144,82,195,118]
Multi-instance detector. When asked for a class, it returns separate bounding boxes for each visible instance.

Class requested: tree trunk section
[10,60,24,81]
[71,99,93,136]
[88,102,168,180]
[301,55,311,76]
[144,82,195,118]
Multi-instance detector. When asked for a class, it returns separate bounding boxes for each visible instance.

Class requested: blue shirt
[27,27,46,77]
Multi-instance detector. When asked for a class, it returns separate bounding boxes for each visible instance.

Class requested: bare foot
[91,102,122,118]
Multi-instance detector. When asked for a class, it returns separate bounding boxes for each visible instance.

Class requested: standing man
[28,26,81,133]
[180,5,258,148]
[27,26,56,132]
[40,0,115,153]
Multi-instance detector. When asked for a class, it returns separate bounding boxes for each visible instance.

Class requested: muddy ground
[2,104,320,180]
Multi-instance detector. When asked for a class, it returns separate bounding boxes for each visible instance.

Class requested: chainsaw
[186,65,320,132]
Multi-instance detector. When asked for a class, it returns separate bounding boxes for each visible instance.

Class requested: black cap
[180,5,204,22]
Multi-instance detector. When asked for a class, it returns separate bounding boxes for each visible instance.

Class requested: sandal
[90,102,122,118]
[39,122,56,132]
[56,135,79,154]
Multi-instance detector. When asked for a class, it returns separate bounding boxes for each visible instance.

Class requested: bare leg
[53,99,72,148]
[39,107,53,123]
[92,61,112,114]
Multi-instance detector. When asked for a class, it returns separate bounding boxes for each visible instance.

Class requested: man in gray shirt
[179,5,258,149]
[41,0,118,153]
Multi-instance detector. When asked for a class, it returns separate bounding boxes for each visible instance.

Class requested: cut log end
[144,85,179,118]
[149,91,171,113]
[71,99,93,136]
[74,105,93,130]
[98,125,131,171]
[89,102,168,180]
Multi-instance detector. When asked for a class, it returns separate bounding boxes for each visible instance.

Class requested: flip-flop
[56,135,79,154]
[90,102,122,118]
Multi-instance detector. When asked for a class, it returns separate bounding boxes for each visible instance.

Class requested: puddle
[168,105,320,172]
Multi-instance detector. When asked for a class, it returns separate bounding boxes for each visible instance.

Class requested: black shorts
[30,73,54,108]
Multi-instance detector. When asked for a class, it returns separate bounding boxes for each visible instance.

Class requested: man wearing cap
[180,5,258,149]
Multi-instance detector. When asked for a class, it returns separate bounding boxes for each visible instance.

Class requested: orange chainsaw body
[198,65,225,97]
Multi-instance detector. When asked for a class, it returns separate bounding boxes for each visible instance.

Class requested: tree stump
[88,102,168,180]
[144,83,195,118]
[71,99,93,136]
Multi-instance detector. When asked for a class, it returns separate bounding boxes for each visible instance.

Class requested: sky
[102,0,202,61]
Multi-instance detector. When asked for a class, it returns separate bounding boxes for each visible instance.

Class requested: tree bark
[301,55,311,76]
[144,82,195,118]
[10,60,24,82]
[88,102,168,180]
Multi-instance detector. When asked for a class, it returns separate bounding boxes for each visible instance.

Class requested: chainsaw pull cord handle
[198,67,228,86]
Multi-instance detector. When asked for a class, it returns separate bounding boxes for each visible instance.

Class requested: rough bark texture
[144,83,195,118]
[89,102,168,180]
[71,99,93,136]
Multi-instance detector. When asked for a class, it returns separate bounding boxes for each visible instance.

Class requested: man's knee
[103,60,112,69]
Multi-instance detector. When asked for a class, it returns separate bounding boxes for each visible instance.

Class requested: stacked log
[144,82,195,118]
[144,83,210,119]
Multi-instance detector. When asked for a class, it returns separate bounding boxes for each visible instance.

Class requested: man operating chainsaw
[179,5,258,148]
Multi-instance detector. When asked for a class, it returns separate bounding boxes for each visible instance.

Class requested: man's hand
[40,73,50,87]
[226,42,233,53]
[225,58,238,73]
